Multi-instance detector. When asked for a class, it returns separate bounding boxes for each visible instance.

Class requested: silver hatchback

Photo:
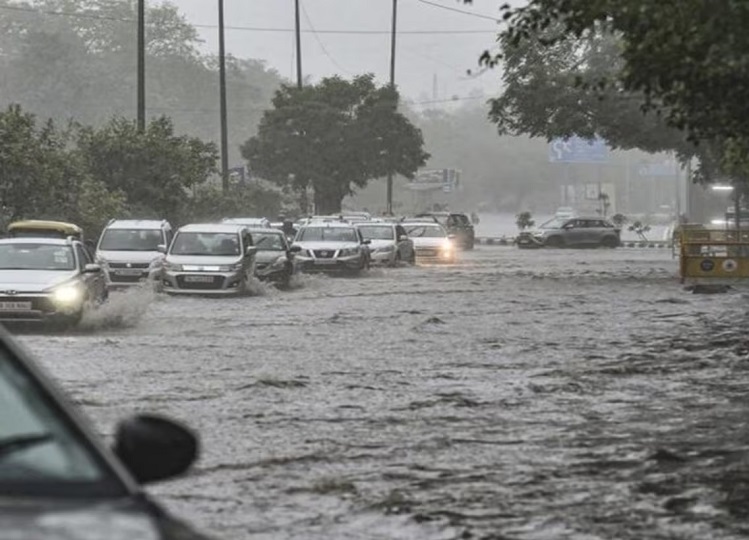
[159,224,256,295]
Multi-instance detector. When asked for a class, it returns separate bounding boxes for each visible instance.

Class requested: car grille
[108,262,150,269]
[110,274,145,283]
[176,275,225,290]
[314,250,337,259]
[416,248,440,257]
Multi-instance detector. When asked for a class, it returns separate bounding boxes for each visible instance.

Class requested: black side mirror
[113,414,199,485]
[289,245,303,253]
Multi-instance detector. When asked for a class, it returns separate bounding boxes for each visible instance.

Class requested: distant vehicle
[222,217,272,229]
[555,207,577,220]
[0,326,209,539]
[402,222,456,263]
[95,220,172,289]
[414,212,475,249]
[248,227,302,287]
[0,237,106,327]
[159,223,257,295]
[7,220,84,242]
[356,222,415,266]
[293,222,371,274]
[529,217,621,248]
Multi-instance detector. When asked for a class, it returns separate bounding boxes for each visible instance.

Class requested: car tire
[545,236,565,248]
[601,236,620,248]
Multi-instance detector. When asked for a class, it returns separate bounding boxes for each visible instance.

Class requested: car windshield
[418,214,448,225]
[98,229,163,251]
[253,232,286,251]
[171,232,241,256]
[540,218,566,229]
[0,345,120,497]
[358,226,394,240]
[298,227,358,242]
[404,225,446,238]
[0,244,76,271]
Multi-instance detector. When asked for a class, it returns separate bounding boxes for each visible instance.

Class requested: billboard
[549,136,609,163]
[408,169,460,192]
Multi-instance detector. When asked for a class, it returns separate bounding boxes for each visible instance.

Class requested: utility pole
[294,0,303,89]
[137,0,145,132]
[386,0,398,215]
[218,0,229,192]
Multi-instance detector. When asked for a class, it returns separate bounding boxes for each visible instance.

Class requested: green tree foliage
[76,116,218,224]
[242,75,429,215]
[185,183,282,224]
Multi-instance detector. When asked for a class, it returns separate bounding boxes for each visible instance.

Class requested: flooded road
[18,247,749,539]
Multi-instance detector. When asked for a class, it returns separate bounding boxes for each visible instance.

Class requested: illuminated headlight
[339,248,360,257]
[218,262,244,272]
[164,261,182,272]
[52,285,83,305]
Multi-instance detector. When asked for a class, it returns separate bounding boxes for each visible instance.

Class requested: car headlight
[339,248,360,257]
[164,261,182,272]
[52,284,83,305]
[441,240,453,252]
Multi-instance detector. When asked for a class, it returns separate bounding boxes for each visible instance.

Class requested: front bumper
[369,250,396,265]
[255,263,291,282]
[161,270,245,295]
[516,233,544,249]
[0,294,83,322]
[297,255,362,273]
[414,248,455,263]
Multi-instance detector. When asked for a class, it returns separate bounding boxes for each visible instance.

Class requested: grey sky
[174,0,505,105]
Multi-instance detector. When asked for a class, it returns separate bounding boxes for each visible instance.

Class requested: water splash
[78,284,156,331]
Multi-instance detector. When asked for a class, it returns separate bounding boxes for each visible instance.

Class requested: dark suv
[415,212,475,250]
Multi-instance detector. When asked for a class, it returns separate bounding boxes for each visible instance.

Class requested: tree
[242,75,428,215]
[516,211,535,230]
[76,116,218,224]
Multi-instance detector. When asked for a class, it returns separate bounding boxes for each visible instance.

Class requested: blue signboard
[549,136,609,163]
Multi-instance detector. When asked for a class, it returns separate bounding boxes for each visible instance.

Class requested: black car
[0,327,210,539]
[415,212,475,249]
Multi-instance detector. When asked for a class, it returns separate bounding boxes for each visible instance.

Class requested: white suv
[95,220,172,288]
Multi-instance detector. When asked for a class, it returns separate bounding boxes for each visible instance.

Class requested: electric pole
[386,0,398,215]
[137,0,145,132]
[295,0,303,89]
[218,0,229,192]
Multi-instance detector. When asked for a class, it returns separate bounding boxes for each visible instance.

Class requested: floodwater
[18,246,749,540]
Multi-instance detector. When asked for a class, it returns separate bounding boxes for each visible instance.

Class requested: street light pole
[137,0,145,132]
[386,0,398,215]
[218,0,229,192]
[294,0,303,89]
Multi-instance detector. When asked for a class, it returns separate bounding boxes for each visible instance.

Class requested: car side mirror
[113,414,198,485]
[157,244,166,254]
[84,263,102,273]
[289,245,303,253]
[246,246,257,255]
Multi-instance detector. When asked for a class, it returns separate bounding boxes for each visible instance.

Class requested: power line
[299,0,352,76]
[0,2,496,35]
[414,0,500,22]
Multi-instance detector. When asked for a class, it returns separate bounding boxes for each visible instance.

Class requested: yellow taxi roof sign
[8,220,83,237]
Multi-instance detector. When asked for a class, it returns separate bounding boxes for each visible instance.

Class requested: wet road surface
[17,247,749,539]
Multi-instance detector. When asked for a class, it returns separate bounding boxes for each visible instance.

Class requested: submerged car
[293,223,371,274]
[529,217,621,248]
[0,326,209,539]
[248,227,302,287]
[356,222,415,266]
[0,238,106,326]
[95,219,172,289]
[402,222,456,263]
[160,224,257,295]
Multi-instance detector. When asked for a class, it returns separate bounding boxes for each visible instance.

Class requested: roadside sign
[409,168,460,192]
[549,136,609,163]
[229,166,246,185]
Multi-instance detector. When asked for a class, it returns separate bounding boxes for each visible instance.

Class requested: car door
[395,225,413,259]
[562,219,587,246]
[75,243,104,301]
[242,231,256,275]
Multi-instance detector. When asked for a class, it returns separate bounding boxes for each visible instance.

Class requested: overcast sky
[174,0,506,106]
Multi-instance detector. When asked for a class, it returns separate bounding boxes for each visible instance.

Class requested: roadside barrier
[475,237,673,249]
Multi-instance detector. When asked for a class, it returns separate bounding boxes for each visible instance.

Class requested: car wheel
[545,236,565,248]
[601,236,620,248]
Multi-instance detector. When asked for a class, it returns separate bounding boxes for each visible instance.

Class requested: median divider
[474,237,673,249]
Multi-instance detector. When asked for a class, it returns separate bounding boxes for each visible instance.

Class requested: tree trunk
[313,184,345,215]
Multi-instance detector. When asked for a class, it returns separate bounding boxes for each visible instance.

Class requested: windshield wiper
[0,433,55,459]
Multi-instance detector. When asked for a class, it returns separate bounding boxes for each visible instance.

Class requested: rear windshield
[298,227,358,243]
[99,229,163,251]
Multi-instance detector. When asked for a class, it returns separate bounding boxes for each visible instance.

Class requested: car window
[75,244,91,268]
[98,229,164,252]
[253,232,285,251]
[298,227,358,242]
[0,345,122,497]
[171,232,241,256]
[358,226,395,240]
[0,244,76,271]
[451,214,469,225]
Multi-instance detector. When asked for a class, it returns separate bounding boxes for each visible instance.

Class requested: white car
[293,223,371,274]
[402,222,456,263]
[95,219,172,289]
[222,217,272,229]
[356,222,415,266]
[159,224,257,295]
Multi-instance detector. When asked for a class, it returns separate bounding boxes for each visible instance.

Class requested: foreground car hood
[0,270,78,293]
[0,499,159,540]
[294,242,360,251]
[411,238,448,248]
[166,255,243,266]
[96,250,162,264]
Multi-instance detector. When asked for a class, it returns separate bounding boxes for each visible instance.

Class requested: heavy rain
[1,1,749,540]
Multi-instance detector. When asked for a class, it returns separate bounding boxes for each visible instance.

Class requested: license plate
[0,302,32,311]
[184,276,214,283]
[314,259,337,265]
[114,269,143,276]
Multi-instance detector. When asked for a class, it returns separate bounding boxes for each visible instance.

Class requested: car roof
[0,237,73,246]
[356,221,394,227]
[222,217,270,225]
[177,223,246,234]
[106,220,168,230]
[300,222,356,229]
[402,221,443,227]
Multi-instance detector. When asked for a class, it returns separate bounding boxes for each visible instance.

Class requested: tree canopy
[242,75,429,215]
